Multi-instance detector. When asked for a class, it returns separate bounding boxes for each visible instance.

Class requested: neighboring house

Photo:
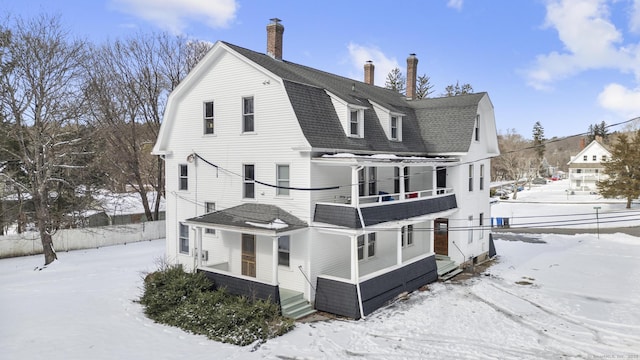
[567,140,611,191]
[152,19,500,319]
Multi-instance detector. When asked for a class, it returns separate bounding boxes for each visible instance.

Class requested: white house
[152,19,500,319]
[567,140,611,191]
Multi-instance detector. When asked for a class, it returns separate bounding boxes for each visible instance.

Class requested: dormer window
[390,115,402,141]
[349,109,363,137]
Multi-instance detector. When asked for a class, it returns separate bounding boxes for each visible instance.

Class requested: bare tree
[85,33,211,221]
[0,14,89,265]
[493,129,536,200]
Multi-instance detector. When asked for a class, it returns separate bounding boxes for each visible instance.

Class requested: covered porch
[312,209,456,319]
[184,203,309,312]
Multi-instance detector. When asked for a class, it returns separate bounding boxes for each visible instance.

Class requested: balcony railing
[314,188,457,228]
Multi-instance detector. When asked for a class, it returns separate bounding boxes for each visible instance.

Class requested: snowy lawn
[1,233,639,359]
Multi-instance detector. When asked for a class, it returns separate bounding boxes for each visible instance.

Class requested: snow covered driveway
[0,234,639,359]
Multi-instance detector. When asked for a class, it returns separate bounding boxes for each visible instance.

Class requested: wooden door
[241,234,256,277]
[434,218,449,255]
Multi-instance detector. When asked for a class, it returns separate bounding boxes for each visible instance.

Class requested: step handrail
[297,265,316,291]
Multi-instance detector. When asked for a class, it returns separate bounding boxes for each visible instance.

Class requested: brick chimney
[364,60,374,85]
[406,53,418,100]
[267,18,284,60]
[580,138,586,149]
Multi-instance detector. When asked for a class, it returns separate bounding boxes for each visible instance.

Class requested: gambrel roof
[224,42,490,155]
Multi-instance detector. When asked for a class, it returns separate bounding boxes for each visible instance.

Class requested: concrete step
[281,297,316,320]
[439,268,463,281]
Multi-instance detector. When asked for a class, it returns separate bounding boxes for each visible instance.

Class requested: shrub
[139,264,295,346]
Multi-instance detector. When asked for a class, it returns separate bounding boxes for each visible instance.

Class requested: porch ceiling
[311,153,459,167]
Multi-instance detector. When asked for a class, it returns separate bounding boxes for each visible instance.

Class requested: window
[390,116,399,140]
[179,164,188,190]
[243,164,255,199]
[179,223,189,254]
[467,215,474,244]
[357,233,376,260]
[278,235,290,267]
[468,164,474,191]
[474,114,480,141]
[401,225,414,247]
[358,168,366,197]
[592,155,597,161]
[350,110,359,136]
[602,155,607,161]
[204,101,214,134]
[205,202,216,234]
[479,164,485,191]
[276,165,290,196]
[577,169,582,174]
[479,213,484,239]
[243,97,254,132]
[368,167,377,196]
[583,155,588,161]
[394,167,410,194]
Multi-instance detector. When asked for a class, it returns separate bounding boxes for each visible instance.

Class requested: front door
[434,218,449,255]
[241,234,256,277]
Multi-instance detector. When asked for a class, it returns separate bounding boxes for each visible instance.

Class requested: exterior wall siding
[314,277,360,319]
[199,270,280,304]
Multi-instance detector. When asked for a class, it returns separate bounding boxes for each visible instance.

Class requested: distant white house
[567,140,611,191]
[152,19,500,319]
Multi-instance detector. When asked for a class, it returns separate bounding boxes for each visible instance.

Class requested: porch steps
[280,289,316,320]
[436,255,463,281]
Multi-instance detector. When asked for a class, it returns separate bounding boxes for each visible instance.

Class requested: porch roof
[185,203,308,236]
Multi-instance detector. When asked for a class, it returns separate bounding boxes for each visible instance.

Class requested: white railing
[330,188,454,206]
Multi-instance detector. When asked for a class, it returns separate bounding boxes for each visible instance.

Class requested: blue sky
[4,0,640,139]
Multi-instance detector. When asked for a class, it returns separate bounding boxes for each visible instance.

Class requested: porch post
[196,227,203,268]
[350,234,358,282]
[397,227,402,265]
[272,236,279,284]
[429,220,435,253]
[432,166,438,194]
[351,166,360,207]
[399,165,406,198]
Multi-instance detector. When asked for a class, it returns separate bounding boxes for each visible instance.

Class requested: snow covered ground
[1,180,639,359]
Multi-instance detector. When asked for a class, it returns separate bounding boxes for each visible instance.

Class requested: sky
[3,0,640,139]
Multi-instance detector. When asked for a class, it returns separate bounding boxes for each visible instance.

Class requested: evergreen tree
[443,81,473,96]
[587,121,608,143]
[415,74,435,99]
[597,130,640,208]
[384,67,405,94]
[532,121,546,175]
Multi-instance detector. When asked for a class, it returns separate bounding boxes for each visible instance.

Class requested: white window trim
[276,164,290,197]
[467,215,474,244]
[348,107,365,138]
[468,164,474,192]
[242,96,255,133]
[474,114,480,142]
[243,164,255,199]
[179,223,190,254]
[479,213,484,239]
[178,164,188,191]
[357,233,376,261]
[390,114,403,141]
[203,100,214,135]
[278,235,290,268]
[479,164,485,191]
[204,202,216,235]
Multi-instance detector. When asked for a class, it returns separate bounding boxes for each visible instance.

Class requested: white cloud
[597,83,640,116]
[447,0,464,11]
[347,43,400,87]
[525,0,640,90]
[110,0,238,34]
[631,0,640,33]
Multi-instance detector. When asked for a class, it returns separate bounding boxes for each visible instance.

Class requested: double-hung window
[468,215,474,244]
[179,223,189,254]
[243,97,254,132]
[243,164,255,199]
[349,108,364,137]
[401,225,414,247]
[592,155,597,161]
[357,233,376,260]
[391,116,398,139]
[368,167,377,196]
[204,101,214,134]
[179,164,188,191]
[479,213,484,239]
[205,202,216,234]
[474,114,480,141]
[468,164,474,191]
[276,164,290,196]
[278,235,290,267]
[479,164,485,191]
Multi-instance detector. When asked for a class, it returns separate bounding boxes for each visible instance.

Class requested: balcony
[314,188,457,228]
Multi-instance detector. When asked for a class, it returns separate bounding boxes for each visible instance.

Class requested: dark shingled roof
[223,42,484,155]
[187,203,307,234]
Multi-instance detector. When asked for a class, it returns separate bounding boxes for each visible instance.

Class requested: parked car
[532,177,547,185]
